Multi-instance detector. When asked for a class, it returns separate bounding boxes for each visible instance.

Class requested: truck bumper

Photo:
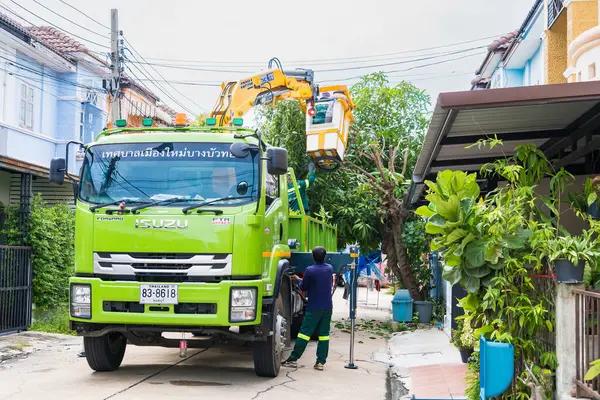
[69,277,264,328]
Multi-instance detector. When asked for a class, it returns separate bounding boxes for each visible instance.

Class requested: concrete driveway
[0,290,390,400]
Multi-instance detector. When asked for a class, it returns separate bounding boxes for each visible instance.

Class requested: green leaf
[446,228,468,245]
[502,229,532,249]
[585,359,600,381]
[436,195,460,222]
[464,240,486,268]
[588,192,598,207]
[425,223,444,235]
[461,275,481,293]
[442,265,461,285]
[415,205,435,218]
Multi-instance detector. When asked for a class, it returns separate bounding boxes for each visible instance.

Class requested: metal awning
[409,81,600,205]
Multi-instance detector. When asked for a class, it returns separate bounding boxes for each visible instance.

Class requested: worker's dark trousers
[289,309,332,364]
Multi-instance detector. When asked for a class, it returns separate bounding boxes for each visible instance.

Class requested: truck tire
[83,333,127,372]
[253,291,290,377]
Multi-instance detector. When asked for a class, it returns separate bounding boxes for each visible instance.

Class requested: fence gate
[0,245,32,334]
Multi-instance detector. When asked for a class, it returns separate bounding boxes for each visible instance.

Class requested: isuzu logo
[135,219,189,229]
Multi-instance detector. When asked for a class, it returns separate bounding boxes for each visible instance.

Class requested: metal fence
[575,289,600,399]
[0,245,32,335]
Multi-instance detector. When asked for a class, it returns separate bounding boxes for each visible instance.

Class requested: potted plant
[451,320,475,363]
[546,232,599,283]
[569,177,600,219]
[585,177,600,219]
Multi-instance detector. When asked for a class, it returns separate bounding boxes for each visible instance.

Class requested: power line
[317,51,484,83]
[7,0,109,49]
[123,51,198,116]
[30,0,109,39]
[0,53,101,90]
[123,37,205,113]
[138,34,500,67]
[126,45,486,75]
[56,0,110,30]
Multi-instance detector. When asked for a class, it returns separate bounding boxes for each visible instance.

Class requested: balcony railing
[548,0,565,28]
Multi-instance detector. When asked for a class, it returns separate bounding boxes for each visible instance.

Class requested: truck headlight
[230,287,257,322]
[71,284,91,319]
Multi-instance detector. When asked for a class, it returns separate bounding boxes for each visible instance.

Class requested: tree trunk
[382,201,424,301]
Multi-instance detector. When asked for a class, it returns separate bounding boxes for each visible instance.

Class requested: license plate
[139,284,178,304]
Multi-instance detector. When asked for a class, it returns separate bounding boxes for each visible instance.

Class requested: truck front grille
[102,301,216,314]
[93,252,232,278]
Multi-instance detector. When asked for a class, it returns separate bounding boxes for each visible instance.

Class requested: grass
[30,304,75,335]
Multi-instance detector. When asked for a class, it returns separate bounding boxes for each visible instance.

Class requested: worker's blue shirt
[299,263,334,311]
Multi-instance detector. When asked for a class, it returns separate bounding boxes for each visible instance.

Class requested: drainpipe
[39,65,44,133]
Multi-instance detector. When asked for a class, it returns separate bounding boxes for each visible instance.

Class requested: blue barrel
[391,289,413,322]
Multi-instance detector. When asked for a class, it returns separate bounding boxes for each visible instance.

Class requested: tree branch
[344,162,388,195]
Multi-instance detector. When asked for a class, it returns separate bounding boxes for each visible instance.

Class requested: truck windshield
[79,142,259,206]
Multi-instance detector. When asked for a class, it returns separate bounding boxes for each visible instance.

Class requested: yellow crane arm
[209,61,354,170]
[210,68,317,127]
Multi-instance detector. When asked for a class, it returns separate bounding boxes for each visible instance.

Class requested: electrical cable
[136,33,500,66]
[7,0,109,49]
[30,0,109,39]
[56,0,110,30]
[123,38,206,113]
[123,51,198,116]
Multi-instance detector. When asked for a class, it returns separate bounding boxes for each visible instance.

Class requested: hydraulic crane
[209,58,355,170]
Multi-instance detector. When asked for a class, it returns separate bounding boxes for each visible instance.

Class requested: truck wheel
[253,291,290,377]
[83,333,127,372]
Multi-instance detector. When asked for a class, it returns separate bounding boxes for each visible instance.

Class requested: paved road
[0,290,390,400]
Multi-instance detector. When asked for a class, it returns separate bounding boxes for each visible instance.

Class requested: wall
[545,11,568,84]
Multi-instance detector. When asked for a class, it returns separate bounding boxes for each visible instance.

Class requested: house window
[19,83,34,129]
[589,63,597,80]
[79,106,85,142]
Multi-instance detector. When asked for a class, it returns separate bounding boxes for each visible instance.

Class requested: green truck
[49,125,348,377]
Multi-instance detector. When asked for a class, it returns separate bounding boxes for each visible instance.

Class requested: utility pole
[109,8,122,124]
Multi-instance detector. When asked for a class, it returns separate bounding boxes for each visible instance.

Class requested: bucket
[414,301,433,323]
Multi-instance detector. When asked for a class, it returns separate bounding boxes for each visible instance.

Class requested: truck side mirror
[49,158,66,185]
[230,142,258,158]
[266,147,288,176]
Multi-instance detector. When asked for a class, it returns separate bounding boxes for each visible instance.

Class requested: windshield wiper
[89,198,145,212]
[182,196,253,214]
[130,197,197,214]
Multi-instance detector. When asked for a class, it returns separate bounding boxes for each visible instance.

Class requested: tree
[345,73,430,299]
[257,73,430,299]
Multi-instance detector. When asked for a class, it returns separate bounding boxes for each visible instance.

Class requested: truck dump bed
[288,214,336,252]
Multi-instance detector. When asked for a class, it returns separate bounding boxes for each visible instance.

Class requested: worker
[210,167,237,198]
[282,246,334,371]
[288,162,316,213]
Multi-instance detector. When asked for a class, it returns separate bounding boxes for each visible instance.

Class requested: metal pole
[345,247,359,370]
[110,9,121,124]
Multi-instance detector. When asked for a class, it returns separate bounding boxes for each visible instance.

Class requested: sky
[2,0,535,116]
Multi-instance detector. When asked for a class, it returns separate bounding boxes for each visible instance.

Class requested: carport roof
[409,81,600,205]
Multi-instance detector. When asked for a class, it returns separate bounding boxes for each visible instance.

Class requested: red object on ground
[375,280,381,291]
[409,363,466,398]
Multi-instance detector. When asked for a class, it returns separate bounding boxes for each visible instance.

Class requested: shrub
[4,195,75,309]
